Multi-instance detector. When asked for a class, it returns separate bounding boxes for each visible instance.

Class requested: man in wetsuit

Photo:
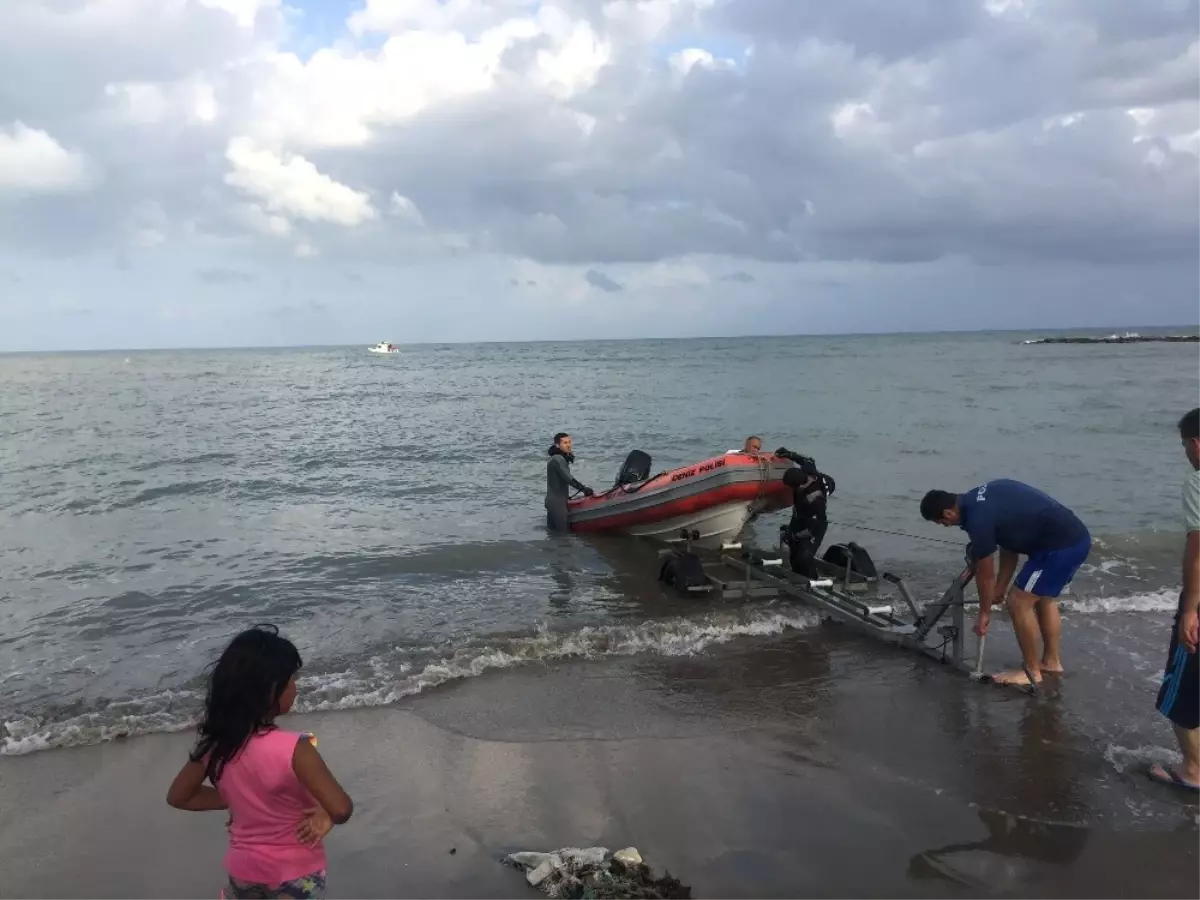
[920,479,1091,687]
[776,447,835,578]
[545,432,593,532]
[1149,407,1199,792]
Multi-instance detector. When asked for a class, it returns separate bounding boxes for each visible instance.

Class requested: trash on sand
[612,848,642,868]
[504,845,690,899]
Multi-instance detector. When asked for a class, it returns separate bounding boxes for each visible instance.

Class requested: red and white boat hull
[567,452,793,548]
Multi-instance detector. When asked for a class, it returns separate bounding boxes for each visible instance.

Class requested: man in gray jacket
[546,432,593,532]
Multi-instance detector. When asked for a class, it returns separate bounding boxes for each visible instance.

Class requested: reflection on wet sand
[909,807,1089,893]
[939,682,1094,826]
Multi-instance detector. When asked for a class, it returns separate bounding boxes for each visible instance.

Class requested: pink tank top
[215,728,327,884]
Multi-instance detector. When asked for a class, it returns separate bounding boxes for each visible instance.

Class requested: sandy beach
[3,633,1197,899]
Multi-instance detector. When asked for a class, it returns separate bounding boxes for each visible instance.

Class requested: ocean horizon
[3,321,1197,355]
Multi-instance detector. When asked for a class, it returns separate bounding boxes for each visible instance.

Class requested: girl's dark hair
[190,623,303,784]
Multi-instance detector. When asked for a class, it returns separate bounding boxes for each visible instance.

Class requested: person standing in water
[1149,406,1200,792]
[920,479,1091,687]
[167,624,354,899]
[545,432,593,532]
[778,449,835,578]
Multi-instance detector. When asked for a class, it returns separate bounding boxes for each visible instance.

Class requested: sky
[0,0,1197,351]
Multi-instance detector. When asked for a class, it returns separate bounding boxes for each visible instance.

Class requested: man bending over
[920,479,1091,687]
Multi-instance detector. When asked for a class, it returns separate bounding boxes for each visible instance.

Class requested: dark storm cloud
[585,269,623,292]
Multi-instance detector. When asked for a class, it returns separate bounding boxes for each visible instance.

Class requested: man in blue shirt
[920,479,1091,687]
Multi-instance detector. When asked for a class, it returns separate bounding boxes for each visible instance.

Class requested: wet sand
[1,630,1197,899]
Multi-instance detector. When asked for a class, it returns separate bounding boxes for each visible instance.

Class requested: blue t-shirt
[958,479,1088,560]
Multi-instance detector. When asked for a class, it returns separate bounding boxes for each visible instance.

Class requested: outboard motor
[659,551,711,596]
[659,528,712,596]
[821,542,879,583]
[613,449,652,488]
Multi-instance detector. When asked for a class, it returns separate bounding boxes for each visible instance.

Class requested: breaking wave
[1060,588,1179,615]
[0,608,821,756]
[1,584,1183,758]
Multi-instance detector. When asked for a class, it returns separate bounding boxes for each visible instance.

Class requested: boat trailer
[657,529,1035,693]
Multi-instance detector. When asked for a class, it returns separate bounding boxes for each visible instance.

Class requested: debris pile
[504,846,691,899]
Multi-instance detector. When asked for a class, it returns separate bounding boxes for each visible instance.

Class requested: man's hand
[974,608,991,637]
[582,486,595,497]
[1180,608,1199,654]
[993,582,1009,609]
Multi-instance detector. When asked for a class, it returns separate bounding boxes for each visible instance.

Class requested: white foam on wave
[1103,742,1174,775]
[1080,558,1140,577]
[296,608,822,713]
[1,688,202,756]
[0,608,821,756]
[1060,588,1179,615]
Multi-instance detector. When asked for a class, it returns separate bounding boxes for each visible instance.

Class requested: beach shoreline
[2,646,1197,900]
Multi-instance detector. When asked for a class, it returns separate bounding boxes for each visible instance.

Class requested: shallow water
[0,330,1196,796]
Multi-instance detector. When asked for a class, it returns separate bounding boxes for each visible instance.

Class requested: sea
[1,329,1197,811]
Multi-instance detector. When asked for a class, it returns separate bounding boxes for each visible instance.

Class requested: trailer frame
[657,529,1036,693]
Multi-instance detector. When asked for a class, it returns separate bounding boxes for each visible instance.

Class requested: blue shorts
[1014,536,1091,598]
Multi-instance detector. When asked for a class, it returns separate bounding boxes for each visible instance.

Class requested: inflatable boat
[567,450,794,547]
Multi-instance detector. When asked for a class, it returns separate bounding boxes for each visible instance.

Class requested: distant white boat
[368,341,399,354]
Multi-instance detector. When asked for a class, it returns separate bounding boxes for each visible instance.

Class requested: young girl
[167,624,354,899]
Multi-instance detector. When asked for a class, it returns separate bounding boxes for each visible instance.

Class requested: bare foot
[1148,762,1200,792]
[992,668,1042,686]
[1040,659,1064,674]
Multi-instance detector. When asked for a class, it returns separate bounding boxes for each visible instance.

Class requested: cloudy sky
[0,0,1196,351]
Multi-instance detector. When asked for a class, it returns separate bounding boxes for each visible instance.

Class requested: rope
[829,521,963,546]
[755,454,769,505]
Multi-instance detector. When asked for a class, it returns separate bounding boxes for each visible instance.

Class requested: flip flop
[1147,762,1200,793]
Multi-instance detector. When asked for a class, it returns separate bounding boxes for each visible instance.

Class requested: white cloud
[103,82,170,124]
[668,47,735,78]
[105,78,221,126]
[349,0,534,36]
[603,0,714,44]
[537,24,611,97]
[389,192,425,226]
[232,201,292,238]
[223,136,376,227]
[198,0,279,30]
[0,122,93,195]
[242,8,610,149]
[243,33,517,148]
[0,0,1196,350]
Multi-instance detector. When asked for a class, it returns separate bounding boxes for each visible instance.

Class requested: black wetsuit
[545,447,590,531]
[778,451,835,577]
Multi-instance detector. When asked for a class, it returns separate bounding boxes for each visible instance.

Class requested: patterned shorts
[222,871,327,899]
